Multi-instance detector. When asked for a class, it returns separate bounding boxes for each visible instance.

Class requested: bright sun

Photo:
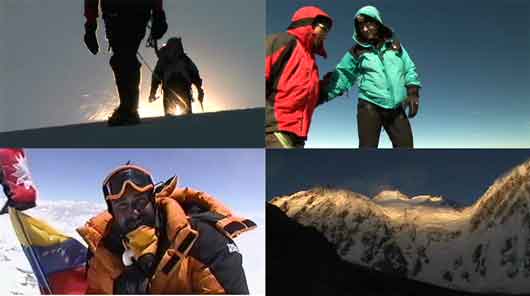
[84,85,221,122]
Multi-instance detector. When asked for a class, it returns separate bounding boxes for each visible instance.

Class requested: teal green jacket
[324,6,421,109]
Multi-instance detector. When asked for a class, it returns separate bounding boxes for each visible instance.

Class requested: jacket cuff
[406,85,420,96]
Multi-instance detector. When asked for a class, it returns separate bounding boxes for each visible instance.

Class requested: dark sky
[267,149,530,206]
[1,0,264,132]
[267,0,530,148]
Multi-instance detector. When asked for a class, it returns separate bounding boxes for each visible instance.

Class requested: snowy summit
[270,160,530,295]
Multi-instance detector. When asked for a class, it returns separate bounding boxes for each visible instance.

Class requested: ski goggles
[103,165,154,201]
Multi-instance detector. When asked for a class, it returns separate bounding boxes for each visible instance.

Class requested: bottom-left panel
[0,148,265,295]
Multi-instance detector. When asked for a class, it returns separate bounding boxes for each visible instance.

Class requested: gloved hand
[404,86,420,118]
[197,87,205,103]
[124,225,158,260]
[148,94,159,103]
[151,10,168,40]
[84,22,99,55]
[321,72,333,84]
[148,90,159,102]
[317,72,333,106]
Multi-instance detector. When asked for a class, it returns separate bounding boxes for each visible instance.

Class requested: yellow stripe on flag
[9,208,71,247]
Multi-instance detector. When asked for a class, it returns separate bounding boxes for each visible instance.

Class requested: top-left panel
[0,0,265,147]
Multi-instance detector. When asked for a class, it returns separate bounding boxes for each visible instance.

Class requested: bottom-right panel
[266,149,530,296]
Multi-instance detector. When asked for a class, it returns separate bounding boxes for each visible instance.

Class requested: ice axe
[197,87,205,112]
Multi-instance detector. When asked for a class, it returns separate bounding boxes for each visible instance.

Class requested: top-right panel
[266,0,530,148]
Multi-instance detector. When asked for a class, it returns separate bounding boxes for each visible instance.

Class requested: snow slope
[0,107,264,148]
[0,201,104,295]
[270,160,530,294]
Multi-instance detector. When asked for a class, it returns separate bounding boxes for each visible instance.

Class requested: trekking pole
[198,88,205,112]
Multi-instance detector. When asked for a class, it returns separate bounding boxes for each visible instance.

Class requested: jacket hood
[353,5,393,48]
[161,37,185,58]
[287,6,333,58]
[78,176,251,252]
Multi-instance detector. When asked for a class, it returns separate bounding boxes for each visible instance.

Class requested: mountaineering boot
[108,57,142,126]
[108,108,141,126]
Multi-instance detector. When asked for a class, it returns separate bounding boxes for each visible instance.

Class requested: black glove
[151,10,168,40]
[84,23,99,55]
[114,264,150,294]
[317,72,333,105]
[404,86,420,118]
[322,72,333,84]
[197,87,205,103]
[148,89,159,102]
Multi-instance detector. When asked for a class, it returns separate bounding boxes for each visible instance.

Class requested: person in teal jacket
[322,5,421,148]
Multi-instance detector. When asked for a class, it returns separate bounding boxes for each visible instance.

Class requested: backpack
[157,38,200,88]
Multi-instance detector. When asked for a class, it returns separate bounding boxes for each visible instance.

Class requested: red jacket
[266,6,332,139]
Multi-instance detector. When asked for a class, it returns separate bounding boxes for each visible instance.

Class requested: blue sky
[267,149,530,206]
[1,0,264,132]
[23,149,265,214]
[267,0,530,148]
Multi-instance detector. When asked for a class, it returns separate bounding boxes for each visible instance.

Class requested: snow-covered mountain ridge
[270,160,530,294]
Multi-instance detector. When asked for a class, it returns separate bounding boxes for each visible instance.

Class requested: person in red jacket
[265,6,333,148]
[83,0,168,126]
[0,148,37,214]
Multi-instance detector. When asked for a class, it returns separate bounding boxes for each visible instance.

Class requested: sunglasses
[314,22,330,33]
[103,165,154,201]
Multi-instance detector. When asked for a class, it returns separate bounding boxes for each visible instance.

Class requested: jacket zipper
[376,47,394,106]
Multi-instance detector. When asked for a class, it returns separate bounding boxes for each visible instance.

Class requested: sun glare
[83,84,223,122]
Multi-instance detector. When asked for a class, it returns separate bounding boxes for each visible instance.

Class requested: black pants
[357,99,413,148]
[266,132,305,149]
[103,11,150,113]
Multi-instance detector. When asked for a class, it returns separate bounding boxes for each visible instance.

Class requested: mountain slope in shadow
[0,108,263,147]
[266,203,528,296]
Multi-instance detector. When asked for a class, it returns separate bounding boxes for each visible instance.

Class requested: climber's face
[312,19,331,50]
[358,15,380,42]
[110,186,156,235]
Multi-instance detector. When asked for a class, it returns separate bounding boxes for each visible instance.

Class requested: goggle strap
[105,181,154,201]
